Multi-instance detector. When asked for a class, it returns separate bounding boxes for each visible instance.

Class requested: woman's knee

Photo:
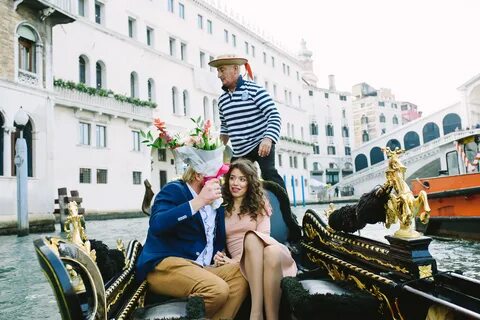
[263,245,282,268]
[244,232,262,252]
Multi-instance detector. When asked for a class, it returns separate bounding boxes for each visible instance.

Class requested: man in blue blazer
[136,167,248,320]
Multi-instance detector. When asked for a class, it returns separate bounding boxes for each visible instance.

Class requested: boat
[412,133,480,240]
[33,147,480,319]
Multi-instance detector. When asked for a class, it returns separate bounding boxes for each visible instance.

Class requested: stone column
[3,127,13,176]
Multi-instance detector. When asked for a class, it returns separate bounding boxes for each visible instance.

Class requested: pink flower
[203,120,212,136]
[153,118,166,131]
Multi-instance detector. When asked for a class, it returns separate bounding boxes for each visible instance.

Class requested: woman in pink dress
[213,159,297,320]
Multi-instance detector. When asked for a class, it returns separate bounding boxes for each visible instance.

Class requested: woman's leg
[263,245,283,320]
[244,232,265,320]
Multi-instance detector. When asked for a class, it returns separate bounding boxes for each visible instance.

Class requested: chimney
[328,75,336,91]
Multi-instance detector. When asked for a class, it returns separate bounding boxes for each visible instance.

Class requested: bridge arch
[422,122,440,143]
[403,131,420,150]
[442,113,462,135]
[354,154,368,171]
[370,146,384,165]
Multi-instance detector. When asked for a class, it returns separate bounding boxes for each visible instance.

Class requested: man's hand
[220,134,229,145]
[191,179,222,212]
[213,251,234,267]
[258,137,272,157]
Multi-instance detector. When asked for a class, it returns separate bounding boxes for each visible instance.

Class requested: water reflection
[0,204,478,320]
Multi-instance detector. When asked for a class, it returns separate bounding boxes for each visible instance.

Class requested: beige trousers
[147,257,248,320]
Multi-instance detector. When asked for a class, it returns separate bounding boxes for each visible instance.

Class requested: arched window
[203,97,209,120]
[171,87,178,114]
[422,122,440,143]
[212,99,219,125]
[362,130,369,142]
[17,25,37,73]
[354,154,368,171]
[379,114,386,123]
[78,55,89,84]
[404,131,420,150]
[96,61,106,89]
[370,147,384,165]
[392,115,399,125]
[291,124,295,137]
[361,115,368,124]
[442,113,462,135]
[386,139,401,151]
[13,118,33,177]
[287,123,291,137]
[147,78,155,102]
[310,122,318,135]
[326,124,334,136]
[342,126,349,137]
[182,90,189,116]
[130,71,138,98]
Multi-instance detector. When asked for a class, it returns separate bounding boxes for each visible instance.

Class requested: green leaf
[147,131,153,140]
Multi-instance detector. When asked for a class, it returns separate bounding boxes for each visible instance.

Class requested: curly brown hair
[222,159,266,220]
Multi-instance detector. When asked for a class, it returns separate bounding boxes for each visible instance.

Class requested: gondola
[34,148,480,319]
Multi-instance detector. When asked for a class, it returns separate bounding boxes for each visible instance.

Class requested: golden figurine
[382,147,431,238]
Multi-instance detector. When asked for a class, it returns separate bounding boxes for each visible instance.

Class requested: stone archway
[442,113,462,134]
[354,154,368,171]
[386,139,401,151]
[370,146,384,165]
[403,131,420,150]
[422,122,440,143]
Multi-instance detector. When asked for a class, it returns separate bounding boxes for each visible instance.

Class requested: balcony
[278,136,313,154]
[18,69,39,87]
[54,87,153,123]
[14,0,75,25]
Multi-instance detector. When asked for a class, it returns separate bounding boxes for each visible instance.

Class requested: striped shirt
[218,76,281,157]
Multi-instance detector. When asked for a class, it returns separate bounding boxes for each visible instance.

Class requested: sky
[227,0,480,116]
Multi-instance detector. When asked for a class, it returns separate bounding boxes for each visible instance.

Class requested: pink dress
[224,207,297,278]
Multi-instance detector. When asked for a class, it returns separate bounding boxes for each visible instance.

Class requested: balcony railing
[18,69,39,87]
[54,87,153,123]
[15,0,75,24]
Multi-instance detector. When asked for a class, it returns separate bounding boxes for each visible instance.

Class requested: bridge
[337,72,480,195]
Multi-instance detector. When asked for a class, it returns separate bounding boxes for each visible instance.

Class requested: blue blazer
[136,180,226,282]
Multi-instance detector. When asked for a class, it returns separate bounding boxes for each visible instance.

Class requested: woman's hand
[213,251,234,267]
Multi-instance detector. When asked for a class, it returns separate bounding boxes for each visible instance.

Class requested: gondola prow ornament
[328,147,431,238]
[383,147,431,238]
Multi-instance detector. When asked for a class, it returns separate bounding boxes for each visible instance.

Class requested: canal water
[1,204,479,320]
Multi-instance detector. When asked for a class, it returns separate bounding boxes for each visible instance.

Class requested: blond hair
[181,167,198,183]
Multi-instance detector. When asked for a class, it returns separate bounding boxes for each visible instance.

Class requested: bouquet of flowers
[142,117,229,208]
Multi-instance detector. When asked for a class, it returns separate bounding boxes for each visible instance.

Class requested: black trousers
[231,144,286,190]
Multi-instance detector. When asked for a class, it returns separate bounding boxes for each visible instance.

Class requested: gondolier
[209,54,286,189]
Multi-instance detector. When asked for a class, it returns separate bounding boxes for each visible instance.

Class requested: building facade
[1,0,356,216]
[0,0,74,215]
[351,83,411,148]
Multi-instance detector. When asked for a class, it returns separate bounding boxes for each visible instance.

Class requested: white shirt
[187,184,217,266]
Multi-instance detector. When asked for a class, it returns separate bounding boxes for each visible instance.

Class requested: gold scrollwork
[418,265,433,279]
[303,222,409,274]
[47,237,61,257]
[306,247,400,320]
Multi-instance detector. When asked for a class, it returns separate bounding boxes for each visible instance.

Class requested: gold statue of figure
[382,147,430,238]
[64,201,96,261]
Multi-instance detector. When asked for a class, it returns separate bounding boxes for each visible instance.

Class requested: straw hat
[208,54,248,68]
